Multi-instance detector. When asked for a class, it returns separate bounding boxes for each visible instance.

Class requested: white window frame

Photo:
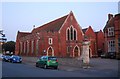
[66,25,78,41]
[74,28,77,40]
[67,46,70,54]
[48,38,53,45]
[108,27,114,36]
[66,27,70,41]
[70,25,74,41]
[108,40,115,52]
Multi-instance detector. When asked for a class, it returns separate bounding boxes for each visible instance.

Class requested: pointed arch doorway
[73,45,80,57]
[47,46,54,56]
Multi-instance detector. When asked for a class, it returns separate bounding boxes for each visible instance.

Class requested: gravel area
[21,56,119,72]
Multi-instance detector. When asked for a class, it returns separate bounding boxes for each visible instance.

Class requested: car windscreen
[6,56,10,58]
[13,56,21,59]
[48,57,57,60]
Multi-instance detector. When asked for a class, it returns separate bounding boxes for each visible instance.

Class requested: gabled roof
[32,14,68,33]
[103,13,120,31]
[104,17,114,31]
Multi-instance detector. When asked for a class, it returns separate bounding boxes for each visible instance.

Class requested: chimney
[108,14,113,20]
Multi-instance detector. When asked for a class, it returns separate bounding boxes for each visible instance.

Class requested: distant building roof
[17,31,31,38]
[82,28,88,34]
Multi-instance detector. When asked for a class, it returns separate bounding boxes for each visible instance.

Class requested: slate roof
[32,14,68,33]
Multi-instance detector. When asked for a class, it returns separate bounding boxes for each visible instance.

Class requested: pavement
[21,56,119,72]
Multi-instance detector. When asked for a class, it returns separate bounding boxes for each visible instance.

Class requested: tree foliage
[2,41,16,53]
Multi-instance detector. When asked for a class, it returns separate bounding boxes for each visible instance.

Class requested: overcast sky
[1,1,119,41]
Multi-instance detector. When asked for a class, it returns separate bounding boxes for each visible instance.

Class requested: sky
[0,1,119,41]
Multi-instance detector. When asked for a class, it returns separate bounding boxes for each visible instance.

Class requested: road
[2,61,88,77]
[2,60,119,78]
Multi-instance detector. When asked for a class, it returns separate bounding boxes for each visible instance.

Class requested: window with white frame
[67,46,70,53]
[48,38,53,45]
[66,25,77,41]
[70,27,73,40]
[66,28,70,40]
[108,40,115,52]
[108,27,114,36]
[74,29,77,40]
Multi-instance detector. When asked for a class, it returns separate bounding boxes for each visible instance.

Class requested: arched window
[67,29,70,40]
[74,29,77,40]
[70,27,73,40]
[66,26,77,41]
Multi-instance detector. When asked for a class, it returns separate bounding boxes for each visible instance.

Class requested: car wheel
[19,61,22,63]
[36,63,39,67]
[44,64,47,69]
[8,60,11,62]
[11,61,14,63]
[54,66,58,69]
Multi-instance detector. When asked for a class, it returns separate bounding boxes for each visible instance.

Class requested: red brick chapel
[15,11,102,57]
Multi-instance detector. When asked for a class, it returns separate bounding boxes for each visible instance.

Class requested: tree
[2,41,16,54]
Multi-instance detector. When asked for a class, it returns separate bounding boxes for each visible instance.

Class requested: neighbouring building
[82,26,97,57]
[15,11,84,57]
[95,30,105,57]
[104,13,120,59]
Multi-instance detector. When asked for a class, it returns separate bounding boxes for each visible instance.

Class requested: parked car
[2,55,11,62]
[36,56,58,69]
[108,52,116,59]
[9,55,22,63]
[100,53,108,58]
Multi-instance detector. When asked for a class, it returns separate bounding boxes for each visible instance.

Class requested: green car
[36,56,58,69]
